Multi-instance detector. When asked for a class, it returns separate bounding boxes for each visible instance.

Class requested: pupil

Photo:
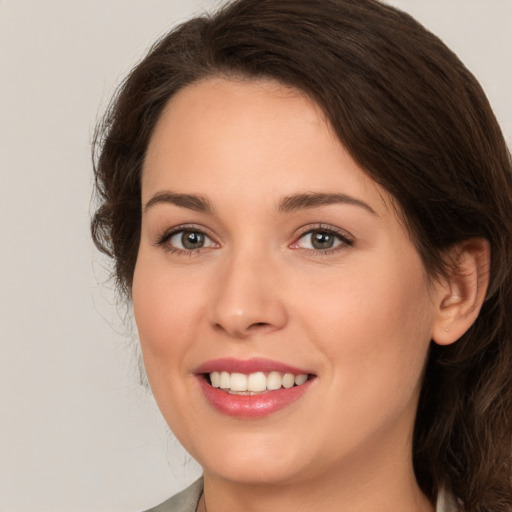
[312,231,334,249]
[182,231,204,249]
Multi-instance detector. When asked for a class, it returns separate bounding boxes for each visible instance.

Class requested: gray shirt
[144,477,460,512]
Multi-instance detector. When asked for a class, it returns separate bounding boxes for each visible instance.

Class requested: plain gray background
[0,1,510,511]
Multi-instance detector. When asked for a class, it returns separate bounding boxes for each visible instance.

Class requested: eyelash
[154,223,354,256]
[154,224,217,255]
[291,224,354,255]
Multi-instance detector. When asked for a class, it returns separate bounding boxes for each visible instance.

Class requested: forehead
[142,77,390,214]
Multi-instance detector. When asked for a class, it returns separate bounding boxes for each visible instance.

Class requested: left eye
[168,230,215,250]
[295,229,346,250]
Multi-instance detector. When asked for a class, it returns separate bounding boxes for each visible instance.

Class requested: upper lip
[195,357,313,375]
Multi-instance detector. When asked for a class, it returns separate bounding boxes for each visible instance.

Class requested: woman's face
[133,78,440,486]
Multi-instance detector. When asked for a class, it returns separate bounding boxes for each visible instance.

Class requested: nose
[210,251,288,339]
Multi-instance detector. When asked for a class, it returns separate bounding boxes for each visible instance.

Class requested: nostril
[247,322,271,331]
[211,301,288,337]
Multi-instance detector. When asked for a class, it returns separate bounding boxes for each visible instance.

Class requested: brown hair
[91,0,512,509]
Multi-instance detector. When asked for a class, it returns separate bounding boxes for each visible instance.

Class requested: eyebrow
[143,190,377,216]
[144,191,214,214]
[278,192,377,215]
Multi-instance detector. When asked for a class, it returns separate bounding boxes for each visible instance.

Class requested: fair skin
[133,78,488,512]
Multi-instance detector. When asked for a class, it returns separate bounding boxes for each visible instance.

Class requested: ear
[431,238,490,346]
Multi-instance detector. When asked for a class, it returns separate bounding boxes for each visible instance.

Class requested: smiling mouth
[205,371,314,395]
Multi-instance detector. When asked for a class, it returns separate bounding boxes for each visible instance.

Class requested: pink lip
[195,358,315,418]
[195,357,311,375]
[197,377,314,418]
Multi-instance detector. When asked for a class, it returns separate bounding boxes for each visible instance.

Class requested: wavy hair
[91,1,512,509]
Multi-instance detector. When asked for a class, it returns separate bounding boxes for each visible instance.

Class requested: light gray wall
[0,1,510,511]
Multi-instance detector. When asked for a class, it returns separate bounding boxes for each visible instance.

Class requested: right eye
[166,229,216,251]
[154,223,219,254]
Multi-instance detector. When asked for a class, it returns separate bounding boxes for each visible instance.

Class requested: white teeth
[247,372,267,392]
[219,371,230,389]
[294,374,308,386]
[209,370,309,392]
[210,371,220,388]
[230,372,247,392]
[282,373,295,388]
[266,371,282,390]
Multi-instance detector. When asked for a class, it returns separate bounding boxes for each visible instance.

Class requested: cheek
[131,262,211,432]
[292,255,434,404]
[132,262,206,378]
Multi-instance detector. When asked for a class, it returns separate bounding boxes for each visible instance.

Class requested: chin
[189,429,315,486]
[204,457,306,486]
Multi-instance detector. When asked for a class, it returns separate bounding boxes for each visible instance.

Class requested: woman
[91,0,512,511]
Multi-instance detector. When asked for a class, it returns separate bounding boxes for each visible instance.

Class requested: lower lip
[197,376,314,418]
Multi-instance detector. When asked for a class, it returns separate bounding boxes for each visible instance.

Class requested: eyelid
[152,222,353,255]
[290,224,355,251]
[153,223,219,252]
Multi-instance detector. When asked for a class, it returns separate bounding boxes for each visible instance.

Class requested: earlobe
[431,238,490,346]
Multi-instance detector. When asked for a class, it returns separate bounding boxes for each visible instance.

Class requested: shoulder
[142,477,204,512]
